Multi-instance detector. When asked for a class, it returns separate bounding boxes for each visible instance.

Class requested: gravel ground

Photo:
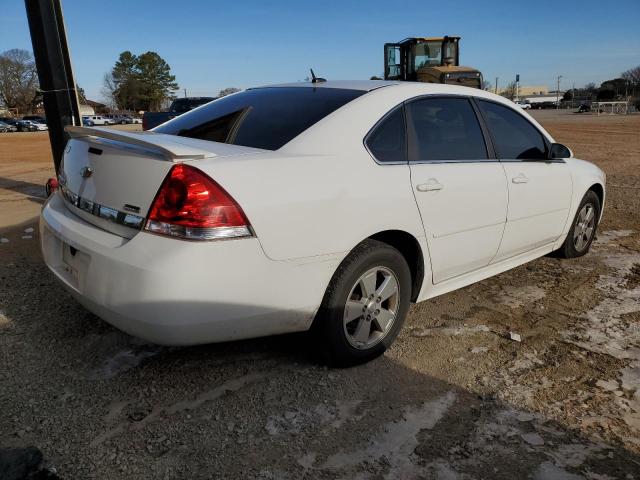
[1,113,640,479]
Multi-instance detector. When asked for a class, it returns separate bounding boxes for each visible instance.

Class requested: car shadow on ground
[0,177,46,203]
[1,221,639,479]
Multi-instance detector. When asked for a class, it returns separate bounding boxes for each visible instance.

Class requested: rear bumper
[40,193,337,345]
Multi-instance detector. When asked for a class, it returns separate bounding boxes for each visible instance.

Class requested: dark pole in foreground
[24,0,81,174]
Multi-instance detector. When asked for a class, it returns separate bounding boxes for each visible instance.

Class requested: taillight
[145,164,252,241]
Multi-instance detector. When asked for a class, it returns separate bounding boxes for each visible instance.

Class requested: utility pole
[515,74,520,102]
[556,75,562,109]
[24,0,81,174]
[572,82,575,108]
[184,88,187,98]
[495,77,498,94]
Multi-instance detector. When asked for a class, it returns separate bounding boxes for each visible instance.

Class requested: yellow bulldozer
[384,36,483,89]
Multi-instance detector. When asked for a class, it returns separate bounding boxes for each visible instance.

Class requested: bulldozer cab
[384,36,482,89]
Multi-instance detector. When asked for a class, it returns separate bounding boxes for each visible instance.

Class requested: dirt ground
[1,112,639,479]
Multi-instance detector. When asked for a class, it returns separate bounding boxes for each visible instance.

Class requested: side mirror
[549,143,573,159]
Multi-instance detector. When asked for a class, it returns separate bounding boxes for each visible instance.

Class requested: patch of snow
[411,324,490,337]
[470,346,489,354]
[592,229,634,246]
[497,286,546,308]
[533,461,585,480]
[522,432,545,446]
[563,240,640,439]
[321,391,456,479]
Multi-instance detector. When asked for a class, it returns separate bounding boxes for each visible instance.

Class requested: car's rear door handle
[416,179,444,192]
[512,173,529,184]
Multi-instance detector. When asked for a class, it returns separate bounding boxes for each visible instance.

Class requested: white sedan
[40,81,605,366]
[515,100,532,110]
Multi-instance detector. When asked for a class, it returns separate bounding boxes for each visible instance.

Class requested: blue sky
[2,0,639,101]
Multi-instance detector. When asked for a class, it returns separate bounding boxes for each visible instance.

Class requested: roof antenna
[310,68,326,83]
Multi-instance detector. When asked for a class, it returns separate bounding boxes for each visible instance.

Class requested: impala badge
[80,166,93,178]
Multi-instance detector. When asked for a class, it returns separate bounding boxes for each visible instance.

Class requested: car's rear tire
[556,190,601,258]
[313,239,412,367]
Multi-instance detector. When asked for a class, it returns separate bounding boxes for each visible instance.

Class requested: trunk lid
[59,127,261,239]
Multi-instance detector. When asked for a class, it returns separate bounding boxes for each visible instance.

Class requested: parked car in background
[104,114,139,124]
[577,104,591,113]
[142,96,216,130]
[42,81,605,366]
[0,121,18,132]
[23,115,47,124]
[82,115,110,126]
[23,120,48,131]
[515,100,531,110]
[0,118,35,132]
[17,120,38,132]
[129,116,142,124]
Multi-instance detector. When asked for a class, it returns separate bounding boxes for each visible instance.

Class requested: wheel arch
[588,182,605,213]
[367,230,425,302]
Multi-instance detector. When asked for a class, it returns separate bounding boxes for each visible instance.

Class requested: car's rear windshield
[155,87,366,150]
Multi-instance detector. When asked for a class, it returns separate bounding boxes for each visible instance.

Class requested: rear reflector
[145,164,252,240]
[45,177,58,197]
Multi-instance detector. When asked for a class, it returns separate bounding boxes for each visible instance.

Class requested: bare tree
[0,49,39,114]
[101,72,118,109]
[622,65,640,98]
[218,87,241,97]
[621,66,640,86]
[500,81,517,100]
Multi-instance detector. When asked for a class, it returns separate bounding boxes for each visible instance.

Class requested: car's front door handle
[416,179,444,192]
[512,173,529,184]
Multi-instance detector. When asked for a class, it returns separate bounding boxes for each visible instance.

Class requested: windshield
[412,40,458,71]
[156,87,366,150]
[413,41,443,69]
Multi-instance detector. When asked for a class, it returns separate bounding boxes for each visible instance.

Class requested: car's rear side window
[477,100,547,160]
[155,87,365,150]
[365,106,406,163]
[406,97,488,162]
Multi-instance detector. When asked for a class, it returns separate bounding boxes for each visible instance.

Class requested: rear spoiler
[65,126,208,160]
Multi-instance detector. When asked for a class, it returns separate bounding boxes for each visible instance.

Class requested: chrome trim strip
[60,185,145,230]
[144,220,253,241]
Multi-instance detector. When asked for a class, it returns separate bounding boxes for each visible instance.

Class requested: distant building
[524,90,566,105]
[79,104,94,116]
[83,99,107,115]
[497,85,549,96]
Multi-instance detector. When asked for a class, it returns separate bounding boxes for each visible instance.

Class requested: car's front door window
[477,100,547,160]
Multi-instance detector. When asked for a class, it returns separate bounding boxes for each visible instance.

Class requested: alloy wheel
[573,203,596,252]
[343,266,400,350]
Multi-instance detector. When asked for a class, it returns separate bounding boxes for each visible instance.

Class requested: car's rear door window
[155,87,365,151]
[406,97,488,161]
[477,100,547,160]
[365,106,406,163]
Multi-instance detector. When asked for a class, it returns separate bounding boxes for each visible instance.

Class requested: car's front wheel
[314,239,411,367]
[557,190,601,258]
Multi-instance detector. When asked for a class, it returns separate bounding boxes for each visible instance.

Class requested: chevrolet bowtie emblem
[80,166,93,178]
